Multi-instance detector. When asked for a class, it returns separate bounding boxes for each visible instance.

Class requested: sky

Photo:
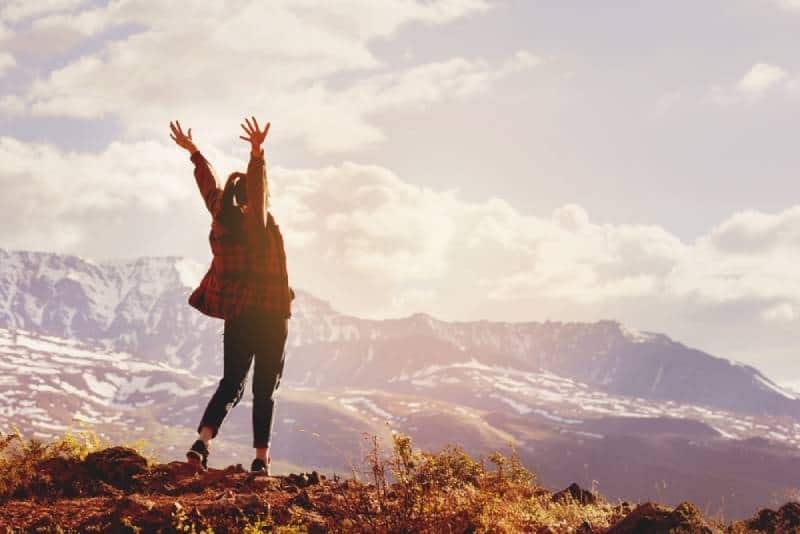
[2,0,800,381]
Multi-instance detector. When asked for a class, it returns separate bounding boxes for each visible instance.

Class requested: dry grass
[0,426,159,504]
[1,429,779,533]
[323,432,626,533]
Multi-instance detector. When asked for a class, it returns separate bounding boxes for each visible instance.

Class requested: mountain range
[1,248,799,519]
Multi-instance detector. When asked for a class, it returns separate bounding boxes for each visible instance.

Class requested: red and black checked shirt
[188,150,293,320]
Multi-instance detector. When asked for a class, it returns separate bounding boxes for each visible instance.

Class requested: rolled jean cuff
[198,422,219,439]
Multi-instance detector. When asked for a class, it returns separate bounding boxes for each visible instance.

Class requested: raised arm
[170,120,223,217]
[239,116,270,230]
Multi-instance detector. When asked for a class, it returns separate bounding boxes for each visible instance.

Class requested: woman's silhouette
[169,117,293,474]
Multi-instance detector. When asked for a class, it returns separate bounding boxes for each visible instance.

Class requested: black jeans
[198,309,288,448]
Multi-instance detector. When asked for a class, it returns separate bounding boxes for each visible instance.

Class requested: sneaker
[251,457,271,475]
[186,439,209,470]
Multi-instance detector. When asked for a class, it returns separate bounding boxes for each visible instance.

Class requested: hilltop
[0,432,798,533]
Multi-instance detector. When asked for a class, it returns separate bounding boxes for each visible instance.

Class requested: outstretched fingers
[170,120,190,140]
[239,116,269,147]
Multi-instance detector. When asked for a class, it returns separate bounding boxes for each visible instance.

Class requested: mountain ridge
[3,248,800,519]
[1,247,796,418]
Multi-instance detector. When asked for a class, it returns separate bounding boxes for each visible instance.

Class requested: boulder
[735,502,800,533]
[551,483,600,506]
[607,501,712,534]
[83,447,148,490]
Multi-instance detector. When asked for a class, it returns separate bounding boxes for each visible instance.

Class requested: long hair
[222,172,270,212]
[218,172,271,246]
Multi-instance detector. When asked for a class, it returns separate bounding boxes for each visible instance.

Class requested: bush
[325,432,624,533]
[0,427,111,501]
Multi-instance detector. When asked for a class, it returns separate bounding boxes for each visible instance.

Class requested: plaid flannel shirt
[188,150,293,320]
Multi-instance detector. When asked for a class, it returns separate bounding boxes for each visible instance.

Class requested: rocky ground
[0,446,798,533]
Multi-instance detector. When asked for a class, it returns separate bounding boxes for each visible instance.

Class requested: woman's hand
[239,116,270,156]
[169,120,197,154]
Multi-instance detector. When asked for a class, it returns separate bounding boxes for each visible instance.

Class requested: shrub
[325,432,623,533]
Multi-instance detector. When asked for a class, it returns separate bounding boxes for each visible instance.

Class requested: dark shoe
[251,457,270,475]
[186,439,209,470]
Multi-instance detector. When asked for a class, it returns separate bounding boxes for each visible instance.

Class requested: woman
[169,117,293,474]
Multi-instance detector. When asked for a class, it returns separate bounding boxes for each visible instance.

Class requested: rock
[286,472,311,488]
[29,456,124,498]
[83,447,148,490]
[291,489,313,509]
[607,501,712,534]
[121,494,156,513]
[233,493,263,509]
[109,494,169,533]
[551,483,599,506]
[284,471,324,489]
[224,464,246,474]
[734,501,800,533]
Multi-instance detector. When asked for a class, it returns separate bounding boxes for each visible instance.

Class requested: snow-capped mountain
[0,328,212,440]
[1,248,796,418]
[2,325,800,521]
[3,248,800,518]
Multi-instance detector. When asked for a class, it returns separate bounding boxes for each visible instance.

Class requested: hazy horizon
[2,0,800,380]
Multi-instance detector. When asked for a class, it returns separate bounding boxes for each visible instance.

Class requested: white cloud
[0,136,193,213]
[712,62,795,104]
[0,137,204,252]
[265,157,800,316]
[737,63,788,94]
[761,303,796,323]
[6,134,800,323]
[0,52,15,77]
[295,51,540,152]
[2,0,519,154]
[770,0,800,12]
[0,0,87,24]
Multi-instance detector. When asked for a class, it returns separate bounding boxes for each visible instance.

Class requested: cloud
[0,136,205,251]
[761,303,796,323]
[0,0,88,24]
[0,0,526,154]
[264,156,800,317]
[295,51,540,153]
[737,63,788,94]
[770,0,800,11]
[711,62,795,104]
[0,52,15,77]
[5,133,800,326]
[0,136,195,212]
